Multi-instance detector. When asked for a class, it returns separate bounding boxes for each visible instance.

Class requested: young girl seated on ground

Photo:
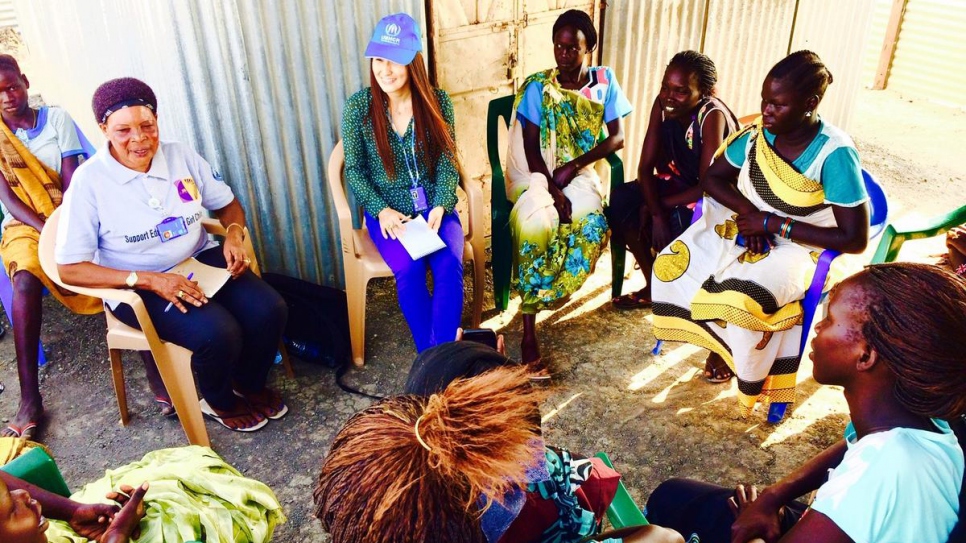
[646,263,966,543]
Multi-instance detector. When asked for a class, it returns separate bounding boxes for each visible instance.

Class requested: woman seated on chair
[54,77,288,433]
[646,263,966,543]
[315,343,685,543]
[651,51,869,416]
[341,12,463,354]
[607,51,739,319]
[505,9,632,369]
[0,54,105,440]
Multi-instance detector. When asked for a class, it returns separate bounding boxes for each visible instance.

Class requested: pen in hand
[164,272,195,313]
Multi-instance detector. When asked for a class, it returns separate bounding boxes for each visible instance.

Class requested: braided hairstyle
[313,366,545,543]
[767,50,834,100]
[668,50,718,97]
[853,263,966,420]
[552,9,597,51]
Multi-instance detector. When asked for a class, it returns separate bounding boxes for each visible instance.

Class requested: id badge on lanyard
[156,216,189,242]
[395,114,428,213]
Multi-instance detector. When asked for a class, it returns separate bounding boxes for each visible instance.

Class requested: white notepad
[397,215,446,260]
[166,257,232,297]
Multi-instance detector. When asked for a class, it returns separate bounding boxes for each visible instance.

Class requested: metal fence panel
[13,0,424,287]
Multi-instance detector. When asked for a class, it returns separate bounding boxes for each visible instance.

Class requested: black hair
[854,263,966,419]
[0,54,22,76]
[552,9,597,51]
[668,50,718,97]
[767,50,833,100]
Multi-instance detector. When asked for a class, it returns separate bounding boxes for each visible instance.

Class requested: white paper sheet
[396,215,446,260]
[166,257,232,297]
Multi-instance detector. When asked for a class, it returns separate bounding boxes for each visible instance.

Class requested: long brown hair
[368,51,459,181]
[313,366,544,543]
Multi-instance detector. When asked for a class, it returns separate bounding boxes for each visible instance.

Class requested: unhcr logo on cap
[365,12,422,66]
[382,22,401,45]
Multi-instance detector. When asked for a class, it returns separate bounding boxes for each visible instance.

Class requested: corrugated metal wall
[886,0,966,108]
[602,0,875,178]
[13,0,424,287]
[859,0,892,86]
[0,0,15,28]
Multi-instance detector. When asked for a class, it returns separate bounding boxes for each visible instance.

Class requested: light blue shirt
[723,119,868,207]
[810,419,962,543]
[517,66,633,127]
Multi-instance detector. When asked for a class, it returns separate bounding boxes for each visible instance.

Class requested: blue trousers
[365,210,464,353]
[111,247,288,410]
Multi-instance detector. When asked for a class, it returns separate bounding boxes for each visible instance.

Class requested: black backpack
[263,272,350,368]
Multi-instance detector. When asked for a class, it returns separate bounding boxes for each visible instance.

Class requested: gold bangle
[226,223,245,238]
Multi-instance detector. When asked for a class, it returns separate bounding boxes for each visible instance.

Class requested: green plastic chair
[0,446,71,497]
[487,95,627,311]
[871,204,966,264]
[594,451,648,529]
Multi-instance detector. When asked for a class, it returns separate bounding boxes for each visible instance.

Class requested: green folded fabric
[46,446,285,543]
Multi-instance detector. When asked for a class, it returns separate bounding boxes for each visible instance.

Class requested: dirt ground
[0,24,964,540]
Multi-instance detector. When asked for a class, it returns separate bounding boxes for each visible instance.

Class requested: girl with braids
[341,12,464,354]
[651,51,870,415]
[607,51,739,321]
[314,363,685,543]
[505,9,632,369]
[646,262,966,543]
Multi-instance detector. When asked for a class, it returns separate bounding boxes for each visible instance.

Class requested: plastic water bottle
[284,337,322,362]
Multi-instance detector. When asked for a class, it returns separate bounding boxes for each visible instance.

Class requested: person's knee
[193,318,243,362]
[625,525,686,543]
[11,270,43,297]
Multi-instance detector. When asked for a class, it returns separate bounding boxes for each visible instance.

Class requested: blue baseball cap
[365,12,422,66]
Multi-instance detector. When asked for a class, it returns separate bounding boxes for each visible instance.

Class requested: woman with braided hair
[608,51,739,317]
[314,362,685,543]
[646,262,966,543]
[651,51,870,416]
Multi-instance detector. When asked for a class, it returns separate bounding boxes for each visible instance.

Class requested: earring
[805,111,813,117]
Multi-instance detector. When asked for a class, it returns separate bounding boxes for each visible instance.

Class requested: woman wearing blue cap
[341,12,464,353]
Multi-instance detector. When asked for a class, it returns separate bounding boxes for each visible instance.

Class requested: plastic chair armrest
[460,175,484,240]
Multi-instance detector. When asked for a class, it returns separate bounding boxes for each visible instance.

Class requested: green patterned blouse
[341,87,459,218]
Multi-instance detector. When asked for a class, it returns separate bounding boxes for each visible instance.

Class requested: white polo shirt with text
[55,141,235,275]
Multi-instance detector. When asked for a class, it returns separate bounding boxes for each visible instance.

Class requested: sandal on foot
[199,399,268,432]
[525,359,552,382]
[234,389,288,420]
[612,290,652,310]
[704,357,734,384]
[155,397,178,419]
[2,421,38,439]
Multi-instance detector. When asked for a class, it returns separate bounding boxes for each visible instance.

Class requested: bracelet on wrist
[762,213,772,234]
[226,223,245,239]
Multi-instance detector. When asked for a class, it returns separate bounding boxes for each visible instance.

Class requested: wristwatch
[125,271,139,288]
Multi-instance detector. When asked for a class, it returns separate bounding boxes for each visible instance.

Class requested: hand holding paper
[396,215,446,260]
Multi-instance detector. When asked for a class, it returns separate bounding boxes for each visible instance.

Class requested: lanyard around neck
[387,108,420,189]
